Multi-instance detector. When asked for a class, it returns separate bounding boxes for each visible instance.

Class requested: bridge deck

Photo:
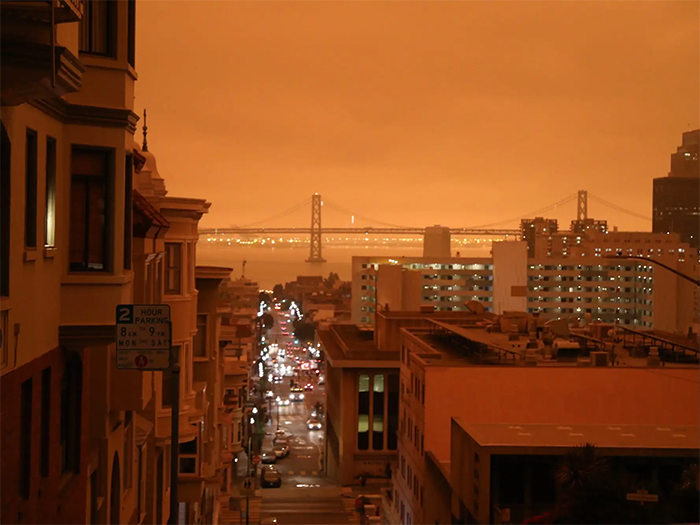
[200,227,520,236]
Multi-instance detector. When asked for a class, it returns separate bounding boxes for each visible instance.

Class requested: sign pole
[168,362,181,524]
[246,433,251,525]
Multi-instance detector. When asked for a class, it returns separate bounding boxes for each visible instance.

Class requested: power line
[239,198,311,227]
[588,194,652,221]
[466,194,578,229]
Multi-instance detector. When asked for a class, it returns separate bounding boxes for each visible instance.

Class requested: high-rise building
[653,129,700,248]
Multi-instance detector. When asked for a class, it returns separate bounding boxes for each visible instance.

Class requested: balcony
[1,39,83,106]
[1,1,83,25]
[1,1,84,106]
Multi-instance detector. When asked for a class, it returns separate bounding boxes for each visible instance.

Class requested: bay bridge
[199,191,651,262]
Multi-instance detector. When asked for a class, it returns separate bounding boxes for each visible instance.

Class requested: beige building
[351,256,497,324]
[0,3,236,523]
[389,318,699,525]
[352,232,697,334]
[1,1,145,523]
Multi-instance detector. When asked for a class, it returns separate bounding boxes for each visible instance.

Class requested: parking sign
[116,305,172,370]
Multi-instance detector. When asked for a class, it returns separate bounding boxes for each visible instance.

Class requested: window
[1,122,10,296]
[357,374,370,450]
[127,0,136,67]
[194,314,207,357]
[372,375,385,450]
[137,445,144,519]
[387,374,399,450]
[20,378,33,499]
[79,0,117,56]
[45,137,56,247]
[41,367,51,477]
[179,438,198,474]
[25,129,38,248]
[164,243,181,294]
[70,148,110,271]
[123,154,133,270]
[61,354,82,474]
[124,411,133,489]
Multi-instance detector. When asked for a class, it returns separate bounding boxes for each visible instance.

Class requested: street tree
[294,322,316,343]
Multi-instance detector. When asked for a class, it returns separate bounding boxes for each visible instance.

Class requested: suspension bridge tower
[306,193,326,263]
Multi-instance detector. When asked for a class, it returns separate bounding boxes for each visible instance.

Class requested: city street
[244,305,357,524]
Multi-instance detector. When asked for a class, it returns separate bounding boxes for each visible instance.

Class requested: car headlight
[300,394,304,399]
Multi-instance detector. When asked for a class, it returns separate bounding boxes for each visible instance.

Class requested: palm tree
[552,443,628,524]
[555,443,610,494]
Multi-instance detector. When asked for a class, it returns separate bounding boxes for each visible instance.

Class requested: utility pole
[167,362,181,525]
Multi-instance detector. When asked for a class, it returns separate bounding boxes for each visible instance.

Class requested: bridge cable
[239,198,311,228]
[465,194,578,229]
[322,198,413,229]
[588,194,652,221]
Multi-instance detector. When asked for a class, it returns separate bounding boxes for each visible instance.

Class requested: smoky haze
[134,0,699,230]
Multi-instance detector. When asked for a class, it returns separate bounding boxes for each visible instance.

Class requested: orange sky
[134,1,699,231]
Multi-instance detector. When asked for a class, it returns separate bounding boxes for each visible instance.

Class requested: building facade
[0,4,239,523]
[390,319,699,525]
[653,129,700,249]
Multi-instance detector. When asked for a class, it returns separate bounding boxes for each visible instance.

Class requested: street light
[615,254,700,286]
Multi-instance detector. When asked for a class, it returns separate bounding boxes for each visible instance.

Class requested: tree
[294,322,316,343]
[325,272,340,288]
[260,312,274,330]
[272,284,284,299]
[259,291,272,304]
[551,443,628,524]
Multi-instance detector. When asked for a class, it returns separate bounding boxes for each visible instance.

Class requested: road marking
[287,470,295,475]
[298,455,311,459]
[312,470,318,476]
[300,470,306,475]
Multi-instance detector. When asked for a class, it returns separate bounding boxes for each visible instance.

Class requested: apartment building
[353,230,697,333]
[0,3,232,522]
[351,256,497,324]
[390,318,699,525]
[1,1,143,523]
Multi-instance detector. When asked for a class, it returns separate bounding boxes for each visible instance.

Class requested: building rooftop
[455,420,700,452]
[319,324,399,366]
[403,320,699,368]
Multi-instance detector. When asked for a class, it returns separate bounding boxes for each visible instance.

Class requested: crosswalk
[260,497,355,524]
[219,497,262,525]
[284,469,318,476]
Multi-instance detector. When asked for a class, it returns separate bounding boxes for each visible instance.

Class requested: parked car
[273,375,283,384]
[261,450,277,464]
[273,443,290,458]
[261,518,278,525]
[307,418,322,431]
[260,467,282,488]
[318,375,325,385]
[304,383,314,391]
[265,390,274,398]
